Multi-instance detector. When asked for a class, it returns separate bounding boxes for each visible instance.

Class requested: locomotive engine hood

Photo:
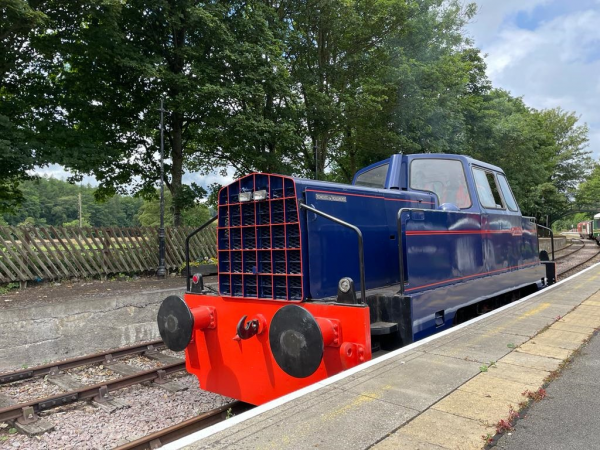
[215,173,436,302]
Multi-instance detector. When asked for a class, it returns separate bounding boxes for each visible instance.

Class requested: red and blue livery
[157,154,556,405]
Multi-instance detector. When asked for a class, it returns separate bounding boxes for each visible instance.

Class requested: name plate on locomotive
[315,193,347,203]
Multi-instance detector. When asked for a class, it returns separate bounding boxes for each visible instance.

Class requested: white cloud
[467,1,600,158]
[32,164,236,194]
[183,167,236,190]
[31,164,98,186]
[466,0,552,46]
[484,27,542,77]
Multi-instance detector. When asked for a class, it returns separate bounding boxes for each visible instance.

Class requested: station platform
[165,264,600,450]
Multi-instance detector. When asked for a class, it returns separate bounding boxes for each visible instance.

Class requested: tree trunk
[168,20,186,227]
[171,112,184,227]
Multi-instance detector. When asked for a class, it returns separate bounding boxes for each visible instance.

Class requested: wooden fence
[0,226,217,283]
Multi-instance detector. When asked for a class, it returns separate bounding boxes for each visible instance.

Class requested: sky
[34,0,600,189]
[465,0,600,159]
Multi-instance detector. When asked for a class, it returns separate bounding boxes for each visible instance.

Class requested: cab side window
[354,163,389,188]
[497,174,518,211]
[410,159,471,208]
[473,168,504,209]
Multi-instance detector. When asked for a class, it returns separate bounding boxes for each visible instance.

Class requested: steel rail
[113,401,254,450]
[551,241,575,254]
[0,362,185,422]
[557,244,600,277]
[554,240,585,261]
[0,340,165,385]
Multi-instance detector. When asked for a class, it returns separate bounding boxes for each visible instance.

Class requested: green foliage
[63,218,92,228]
[2,0,594,225]
[0,282,19,295]
[0,0,48,212]
[465,90,591,221]
[136,190,211,227]
[576,165,600,207]
[2,177,143,227]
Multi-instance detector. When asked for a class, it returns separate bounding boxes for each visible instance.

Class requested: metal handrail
[299,203,366,303]
[536,223,555,261]
[396,208,411,295]
[185,215,218,291]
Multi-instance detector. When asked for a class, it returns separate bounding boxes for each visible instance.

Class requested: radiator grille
[217,174,303,301]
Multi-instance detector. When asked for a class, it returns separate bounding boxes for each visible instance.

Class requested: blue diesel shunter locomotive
[158,153,555,405]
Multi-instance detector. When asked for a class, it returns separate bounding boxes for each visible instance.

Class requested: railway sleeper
[12,405,55,437]
[1,392,55,436]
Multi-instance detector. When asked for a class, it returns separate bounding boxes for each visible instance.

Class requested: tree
[537,108,592,194]
[0,0,47,212]
[2,177,144,227]
[576,164,600,207]
[284,0,481,181]
[463,88,591,221]
[24,0,295,225]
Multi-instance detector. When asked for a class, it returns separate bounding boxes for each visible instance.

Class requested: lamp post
[157,99,166,279]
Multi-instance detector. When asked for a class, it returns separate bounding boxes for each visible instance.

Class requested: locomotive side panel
[300,185,433,299]
[409,263,546,340]
[402,210,484,292]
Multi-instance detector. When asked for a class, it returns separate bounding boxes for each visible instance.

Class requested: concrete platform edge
[163,262,600,450]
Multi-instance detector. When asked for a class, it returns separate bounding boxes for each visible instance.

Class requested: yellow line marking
[518,302,551,320]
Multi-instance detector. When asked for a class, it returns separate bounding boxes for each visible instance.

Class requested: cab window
[473,168,504,209]
[354,163,389,188]
[497,174,518,211]
[410,159,471,208]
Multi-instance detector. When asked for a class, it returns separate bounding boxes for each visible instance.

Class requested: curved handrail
[185,215,218,292]
[536,223,555,261]
[299,202,366,303]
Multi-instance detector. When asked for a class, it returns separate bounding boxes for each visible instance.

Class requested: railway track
[556,239,600,277]
[554,239,584,261]
[0,362,185,423]
[114,401,253,450]
[0,340,165,385]
[0,340,186,425]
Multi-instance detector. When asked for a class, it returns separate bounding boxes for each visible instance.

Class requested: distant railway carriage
[593,214,600,245]
[158,153,556,405]
[578,220,593,240]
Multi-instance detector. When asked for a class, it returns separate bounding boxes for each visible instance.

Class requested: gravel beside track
[553,240,583,259]
[556,239,600,278]
[0,373,230,449]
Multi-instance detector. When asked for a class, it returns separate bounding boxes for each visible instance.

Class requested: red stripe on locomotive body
[405,261,540,292]
[405,228,524,236]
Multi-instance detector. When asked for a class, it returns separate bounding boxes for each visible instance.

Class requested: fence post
[102,230,111,281]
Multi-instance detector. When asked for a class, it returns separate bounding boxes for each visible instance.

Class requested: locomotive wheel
[157,295,194,352]
[269,305,324,378]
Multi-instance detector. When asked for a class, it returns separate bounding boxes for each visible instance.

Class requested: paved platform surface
[168,264,600,450]
[495,329,600,450]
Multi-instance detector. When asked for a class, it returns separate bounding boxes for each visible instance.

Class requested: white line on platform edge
[162,261,600,449]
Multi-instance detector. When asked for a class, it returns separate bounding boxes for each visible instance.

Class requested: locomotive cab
[157,154,553,405]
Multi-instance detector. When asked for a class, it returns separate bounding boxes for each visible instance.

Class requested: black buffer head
[269,304,324,378]
[157,295,194,352]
